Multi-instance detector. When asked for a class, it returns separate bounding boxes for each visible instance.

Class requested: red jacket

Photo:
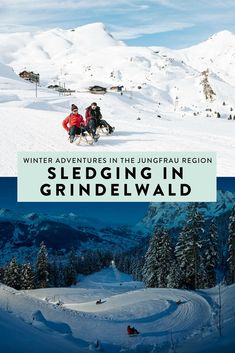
[62,113,85,132]
[127,326,134,335]
[85,107,92,124]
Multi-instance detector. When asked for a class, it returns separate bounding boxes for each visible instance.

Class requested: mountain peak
[69,22,124,49]
[23,212,40,221]
[0,208,12,216]
[139,190,235,232]
[182,29,235,53]
[210,30,234,40]
[73,22,107,32]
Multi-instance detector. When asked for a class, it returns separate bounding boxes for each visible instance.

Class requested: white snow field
[0,268,235,353]
[0,24,235,176]
[0,309,82,353]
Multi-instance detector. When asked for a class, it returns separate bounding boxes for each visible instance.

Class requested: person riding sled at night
[62,104,86,143]
[127,325,139,335]
[85,102,114,136]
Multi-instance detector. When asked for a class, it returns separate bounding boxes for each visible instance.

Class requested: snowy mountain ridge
[0,209,141,265]
[151,29,235,86]
[0,190,234,265]
[0,190,233,229]
[1,23,235,93]
[139,190,235,231]
[0,208,106,228]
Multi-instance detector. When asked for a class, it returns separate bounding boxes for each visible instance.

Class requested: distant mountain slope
[151,30,235,86]
[0,23,235,101]
[138,190,235,231]
[0,23,124,86]
[0,190,234,265]
[0,209,141,265]
[180,30,235,87]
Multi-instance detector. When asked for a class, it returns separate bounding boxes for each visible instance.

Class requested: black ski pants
[69,125,85,138]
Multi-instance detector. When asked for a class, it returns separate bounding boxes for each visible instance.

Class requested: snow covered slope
[0,23,124,85]
[180,30,235,87]
[0,24,234,176]
[0,61,34,104]
[0,208,141,265]
[0,268,235,353]
[0,62,22,81]
[0,86,234,176]
[139,190,235,231]
[0,308,81,353]
[151,30,235,86]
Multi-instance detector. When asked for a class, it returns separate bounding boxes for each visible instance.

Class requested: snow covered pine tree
[142,228,173,288]
[203,219,218,287]
[175,204,206,289]
[36,241,49,288]
[21,263,35,290]
[3,257,21,290]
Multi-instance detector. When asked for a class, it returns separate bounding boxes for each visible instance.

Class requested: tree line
[0,242,113,290]
[116,204,235,290]
[1,204,234,291]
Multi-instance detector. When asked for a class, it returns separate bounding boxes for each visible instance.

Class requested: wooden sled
[73,132,96,145]
[128,333,140,337]
[96,125,110,136]
[96,125,115,136]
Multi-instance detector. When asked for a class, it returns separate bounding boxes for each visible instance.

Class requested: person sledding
[62,104,86,143]
[127,325,139,335]
[85,102,114,136]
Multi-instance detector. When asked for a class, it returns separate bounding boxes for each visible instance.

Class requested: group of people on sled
[62,102,114,143]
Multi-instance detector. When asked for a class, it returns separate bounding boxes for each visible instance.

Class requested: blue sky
[0,177,234,224]
[0,0,235,47]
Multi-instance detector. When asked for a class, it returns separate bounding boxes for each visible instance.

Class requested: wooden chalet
[48,84,60,90]
[19,71,40,83]
[110,85,124,92]
[89,85,107,94]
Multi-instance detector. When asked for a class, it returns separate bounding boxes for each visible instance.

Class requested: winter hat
[91,102,97,106]
[71,104,78,111]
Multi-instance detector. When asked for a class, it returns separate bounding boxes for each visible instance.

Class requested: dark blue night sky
[0,177,234,224]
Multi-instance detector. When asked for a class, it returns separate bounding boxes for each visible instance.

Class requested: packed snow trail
[0,269,213,351]
[61,288,212,346]
[1,269,235,352]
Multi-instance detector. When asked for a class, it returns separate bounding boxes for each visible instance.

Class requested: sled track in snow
[64,288,212,334]
[0,285,212,347]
